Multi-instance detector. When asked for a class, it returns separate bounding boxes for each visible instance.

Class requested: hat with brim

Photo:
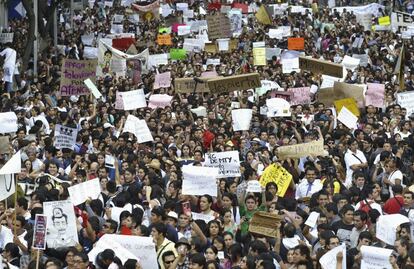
[175,237,191,250]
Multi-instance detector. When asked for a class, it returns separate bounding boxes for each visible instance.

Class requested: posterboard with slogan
[60,59,97,96]
[259,163,292,197]
[207,73,261,94]
[174,77,210,93]
[54,124,78,150]
[204,151,241,178]
[299,56,343,78]
[249,212,282,237]
[207,14,231,39]
[277,139,326,160]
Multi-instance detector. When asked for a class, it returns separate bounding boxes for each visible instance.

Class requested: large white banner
[204,151,241,178]
[182,165,218,197]
[68,178,101,206]
[54,124,78,150]
[231,109,252,131]
[360,246,393,269]
[123,115,153,143]
[0,112,18,133]
[43,200,79,249]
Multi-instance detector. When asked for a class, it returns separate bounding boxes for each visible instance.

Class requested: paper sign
[305,212,320,228]
[397,91,414,116]
[84,78,102,99]
[60,59,97,96]
[0,174,15,201]
[115,90,147,111]
[123,115,153,143]
[277,139,326,160]
[231,109,252,131]
[0,112,17,133]
[190,107,207,117]
[299,56,343,78]
[217,38,230,51]
[342,55,360,70]
[281,57,300,74]
[178,25,191,36]
[259,164,292,197]
[43,200,79,249]
[287,87,311,105]
[246,180,262,193]
[379,16,390,25]
[288,37,305,50]
[191,212,215,223]
[54,124,78,150]
[182,165,218,197]
[33,214,47,250]
[68,178,101,206]
[157,34,172,45]
[334,98,360,117]
[352,54,369,68]
[320,244,346,269]
[148,94,173,109]
[249,212,282,237]
[376,214,409,245]
[148,53,168,68]
[174,77,210,93]
[360,246,393,269]
[0,33,14,44]
[204,151,241,178]
[266,98,291,117]
[266,48,281,60]
[366,83,385,108]
[170,49,187,60]
[253,48,266,65]
[183,38,205,52]
[338,106,358,129]
[208,73,261,94]
[153,72,171,89]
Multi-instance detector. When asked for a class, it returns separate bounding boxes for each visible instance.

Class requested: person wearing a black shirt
[331,204,355,248]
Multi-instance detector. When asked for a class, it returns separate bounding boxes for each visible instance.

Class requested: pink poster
[365,83,385,108]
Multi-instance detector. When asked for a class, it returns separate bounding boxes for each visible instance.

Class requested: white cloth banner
[43,200,79,249]
[182,165,218,197]
[54,125,78,150]
[204,151,241,178]
[123,115,153,143]
[0,112,17,133]
[231,109,252,131]
[360,246,393,269]
[376,214,409,245]
[68,178,101,206]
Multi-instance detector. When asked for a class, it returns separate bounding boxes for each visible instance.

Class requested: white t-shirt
[0,47,17,82]
[344,149,367,187]
[388,169,405,197]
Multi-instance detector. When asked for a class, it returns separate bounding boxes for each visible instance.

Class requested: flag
[8,0,26,19]
[255,5,272,25]
[394,44,405,91]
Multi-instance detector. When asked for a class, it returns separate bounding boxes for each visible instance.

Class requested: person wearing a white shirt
[383,158,405,197]
[344,139,368,187]
[295,167,323,202]
[0,43,17,92]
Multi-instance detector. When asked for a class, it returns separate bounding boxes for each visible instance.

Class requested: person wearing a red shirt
[384,185,404,214]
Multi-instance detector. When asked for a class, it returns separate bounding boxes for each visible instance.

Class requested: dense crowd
[1,0,414,269]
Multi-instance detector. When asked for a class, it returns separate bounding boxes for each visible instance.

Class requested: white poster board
[360,246,393,269]
[182,165,218,197]
[376,214,409,245]
[231,109,252,131]
[0,112,18,133]
[54,124,78,150]
[204,151,241,178]
[68,178,101,206]
[123,115,154,143]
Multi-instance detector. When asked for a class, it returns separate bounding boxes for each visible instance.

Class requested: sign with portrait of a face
[43,200,79,249]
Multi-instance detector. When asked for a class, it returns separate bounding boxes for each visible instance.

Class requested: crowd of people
[1,0,414,269]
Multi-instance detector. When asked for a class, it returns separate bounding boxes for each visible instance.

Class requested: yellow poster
[253,48,266,66]
[259,164,292,197]
[255,5,271,25]
[334,98,360,117]
[378,16,390,26]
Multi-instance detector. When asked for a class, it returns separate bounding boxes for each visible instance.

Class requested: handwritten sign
[287,87,311,105]
[207,14,231,39]
[204,151,240,178]
[68,178,101,206]
[360,246,393,269]
[153,72,171,89]
[249,212,282,237]
[174,77,210,93]
[148,94,173,108]
[365,83,385,107]
[277,140,326,160]
[116,89,147,111]
[84,78,102,99]
[208,73,261,94]
[157,34,172,45]
[182,165,218,197]
[397,91,414,116]
[259,163,292,197]
[60,59,97,96]
[246,180,262,193]
[54,124,78,150]
[320,244,346,269]
[299,56,343,78]
[287,37,305,50]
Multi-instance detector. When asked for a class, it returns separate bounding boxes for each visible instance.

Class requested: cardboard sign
[299,56,343,78]
[277,139,326,160]
[60,59,97,96]
[207,14,231,39]
[249,212,282,237]
[174,77,210,93]
[287,37,305,50]
[156,34,172,45]
[333,82,365,107]
[0,136,9,154]
[207,73,261,94]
